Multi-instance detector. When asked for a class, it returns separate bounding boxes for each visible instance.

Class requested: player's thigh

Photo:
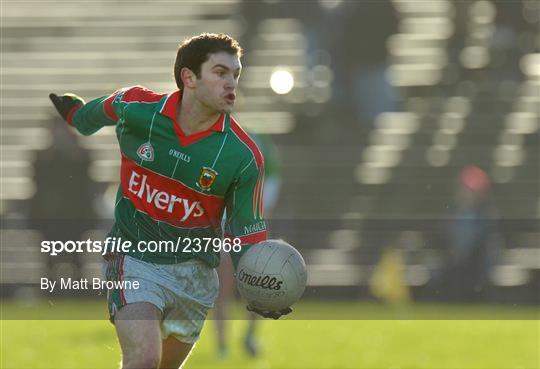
[114,302,163,362]
[159,335,194,369]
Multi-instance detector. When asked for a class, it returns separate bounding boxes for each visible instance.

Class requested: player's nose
[224,75,237,90]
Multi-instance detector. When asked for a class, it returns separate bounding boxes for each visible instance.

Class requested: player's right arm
[49,86,142,136]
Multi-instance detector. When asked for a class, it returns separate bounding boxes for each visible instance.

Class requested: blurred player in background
[445,165,502,301]
[214,133,282,358]
[429,165,503,302]
[49,33,291,369]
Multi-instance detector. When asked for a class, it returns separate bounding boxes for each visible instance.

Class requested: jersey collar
[160,90,229,146]
[159,90,228,133]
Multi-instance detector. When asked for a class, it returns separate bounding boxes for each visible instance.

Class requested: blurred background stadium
[1,1,539,368]
[0,0,540,368]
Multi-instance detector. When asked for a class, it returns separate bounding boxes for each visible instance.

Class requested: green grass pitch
[1,300,538,369]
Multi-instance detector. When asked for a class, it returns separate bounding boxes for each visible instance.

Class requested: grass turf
[1,300,538,369]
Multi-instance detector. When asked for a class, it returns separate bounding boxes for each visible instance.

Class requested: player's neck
[177,93,221,135]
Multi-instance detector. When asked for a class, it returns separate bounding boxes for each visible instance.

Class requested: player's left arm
[49,86,140,136]
[224,156,291,320]
[224,156,267,269]
[50,92,119,135]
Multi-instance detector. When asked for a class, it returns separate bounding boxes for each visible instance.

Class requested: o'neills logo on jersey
[136,142,154,161]
[237,269,283,291]
[197,167,218,191]
[121,156,225,228]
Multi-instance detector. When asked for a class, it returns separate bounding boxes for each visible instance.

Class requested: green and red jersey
[70,86,267,267]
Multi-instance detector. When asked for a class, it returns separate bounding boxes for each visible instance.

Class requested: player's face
[194,52,241,114]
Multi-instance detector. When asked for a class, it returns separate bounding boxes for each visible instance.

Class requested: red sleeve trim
[224,230,267,246]
[66,105,81,126]
[252,167,265,219]
[258,170,265,218]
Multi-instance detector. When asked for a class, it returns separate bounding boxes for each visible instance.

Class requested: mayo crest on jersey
[71,86,267,266]
[197,167,218,191]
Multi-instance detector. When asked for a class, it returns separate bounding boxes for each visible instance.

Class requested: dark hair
[174,33,243,90]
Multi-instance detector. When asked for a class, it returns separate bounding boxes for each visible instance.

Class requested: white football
[236,239,307,311]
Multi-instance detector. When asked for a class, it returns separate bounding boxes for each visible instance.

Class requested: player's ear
[180,67,197,89]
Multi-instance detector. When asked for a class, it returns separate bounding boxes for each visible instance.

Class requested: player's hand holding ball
[246,305,292,320]
[236,239,307,319]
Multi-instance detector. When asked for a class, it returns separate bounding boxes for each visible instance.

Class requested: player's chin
[221,102,234,113]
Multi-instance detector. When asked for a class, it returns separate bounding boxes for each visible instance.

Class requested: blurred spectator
[332,0,399,122]
[238,0,326,64]
[441,165,502,301]
[492,0,531,79]
[29,119,97,280]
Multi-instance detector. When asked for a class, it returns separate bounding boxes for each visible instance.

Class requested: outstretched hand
[49,93,85,122]
[246,305,292,320]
